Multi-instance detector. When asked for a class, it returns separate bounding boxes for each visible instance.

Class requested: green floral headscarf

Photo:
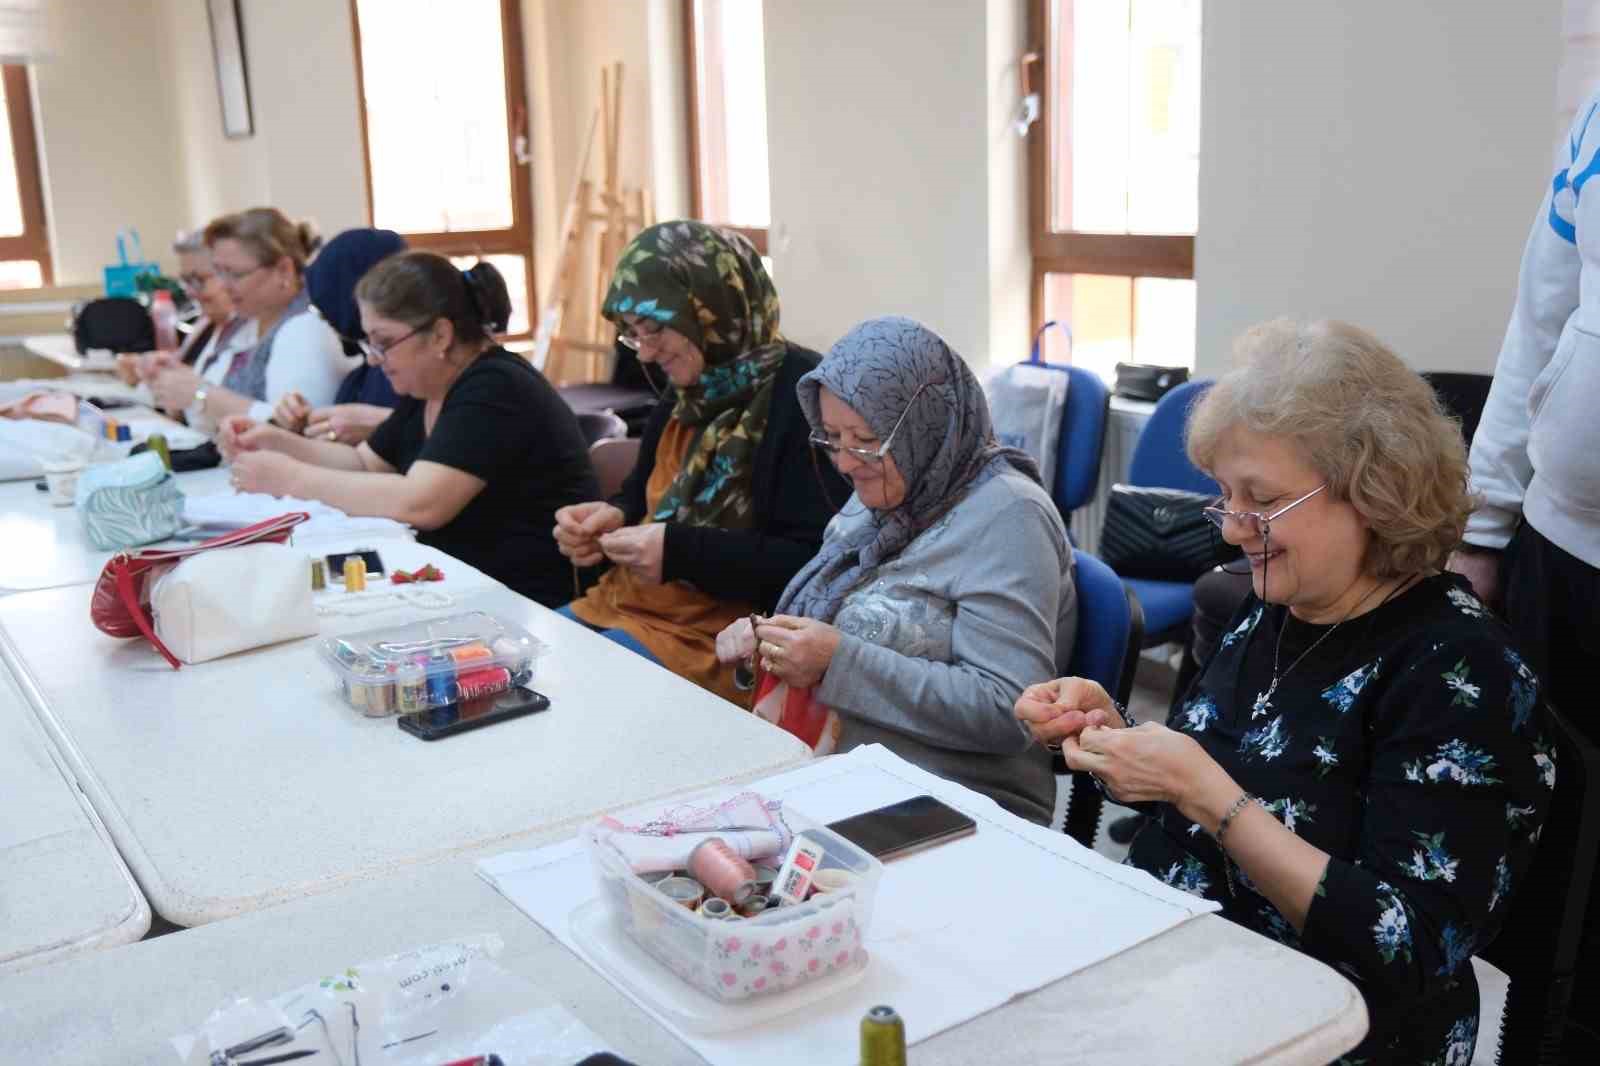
[602,221,787,530]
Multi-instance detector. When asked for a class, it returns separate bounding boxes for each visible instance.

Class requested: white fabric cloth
[477,744,1219,1066]
[244,310,357,424]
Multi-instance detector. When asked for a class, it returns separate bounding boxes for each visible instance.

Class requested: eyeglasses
[213,263,267,285]
[359,324,426,364]
[1203,483,1327,538]
[809,381,934,465]
[178,271,215,292]
[616,318,665,351]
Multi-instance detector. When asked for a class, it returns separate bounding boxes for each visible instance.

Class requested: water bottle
[151,289,178,352]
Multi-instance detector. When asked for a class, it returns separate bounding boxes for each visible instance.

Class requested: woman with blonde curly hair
[1016,319,1553,1064]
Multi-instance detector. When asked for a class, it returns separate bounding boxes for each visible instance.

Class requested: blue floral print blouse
[1128,573,1552,1065]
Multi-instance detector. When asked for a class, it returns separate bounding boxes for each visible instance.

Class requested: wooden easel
[536,62,654,386]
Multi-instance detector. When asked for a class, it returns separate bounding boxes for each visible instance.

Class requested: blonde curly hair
[1186,318,1475,579]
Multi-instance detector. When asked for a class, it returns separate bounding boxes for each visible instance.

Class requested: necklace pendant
[1252,685,1276,719]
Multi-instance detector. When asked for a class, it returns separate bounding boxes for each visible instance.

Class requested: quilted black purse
[1099,484,1242,582]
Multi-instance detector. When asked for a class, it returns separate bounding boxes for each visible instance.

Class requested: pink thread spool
[688,837,758,905]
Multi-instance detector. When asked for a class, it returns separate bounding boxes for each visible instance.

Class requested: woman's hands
[272,391,311,432]
[715,616,758,664]
[1014,677,1124,748]
[304,403,390,445]
[1015,675,1230,818]
[228,449,299,496]
[598,523,666,583]
[753,615,840,689]
[217,415,294,462]
[553,502,627,567]
[149,363,203,413]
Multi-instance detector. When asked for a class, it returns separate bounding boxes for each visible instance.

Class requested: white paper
[478,745,1219,1066]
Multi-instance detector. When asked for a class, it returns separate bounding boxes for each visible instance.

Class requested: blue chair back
[1060,549,1145,846]
[1126,379,1218,496]
[1065,549,1144,707]
[1055,366,1110,514]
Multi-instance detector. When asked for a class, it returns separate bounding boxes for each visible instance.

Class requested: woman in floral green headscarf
[556,221,847,703]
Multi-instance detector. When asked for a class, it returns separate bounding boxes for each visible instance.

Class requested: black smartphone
[397,686,551,741]
[825,795,977,860]
[326,549,385,580]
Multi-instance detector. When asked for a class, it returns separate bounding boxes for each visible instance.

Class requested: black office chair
[559,340,666,437]
[1479,704,1600,1063]
[1420,371,1493,451]
[575,409,628,446]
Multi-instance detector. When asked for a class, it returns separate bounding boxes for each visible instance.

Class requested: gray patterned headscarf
[776,316,1040,623]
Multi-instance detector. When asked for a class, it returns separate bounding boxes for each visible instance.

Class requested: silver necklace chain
[1255,576,1391,716]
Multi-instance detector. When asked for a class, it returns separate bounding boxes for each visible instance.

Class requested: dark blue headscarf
[307,228,406,406]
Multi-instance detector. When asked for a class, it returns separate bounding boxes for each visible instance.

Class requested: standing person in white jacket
[1450,87,1600,1042]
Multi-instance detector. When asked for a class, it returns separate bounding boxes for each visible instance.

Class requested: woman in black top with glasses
[218,252,597,607]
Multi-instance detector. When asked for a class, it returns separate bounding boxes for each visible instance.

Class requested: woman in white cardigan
[149,208,351,433]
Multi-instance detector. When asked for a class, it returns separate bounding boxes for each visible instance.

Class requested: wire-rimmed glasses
[1203,483,1327,539]
[809,381,935,465]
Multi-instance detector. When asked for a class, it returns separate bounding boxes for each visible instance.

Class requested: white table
[0,581,811,927]
[21,333,115,373]
[0,847,1365,1064]
[0,652,149,973]
[0,466,232,593]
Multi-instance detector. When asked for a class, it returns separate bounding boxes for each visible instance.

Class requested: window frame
[348,0,535,338]
[1027,0,1194,352]
[681,0,768,255]
[0,64,53,285]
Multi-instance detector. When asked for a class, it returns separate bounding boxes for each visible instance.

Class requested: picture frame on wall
[207,0,253,138]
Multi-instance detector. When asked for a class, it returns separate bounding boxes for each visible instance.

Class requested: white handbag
[148,542,318,665]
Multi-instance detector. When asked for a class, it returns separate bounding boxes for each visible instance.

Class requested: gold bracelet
[1213,792,1256,849]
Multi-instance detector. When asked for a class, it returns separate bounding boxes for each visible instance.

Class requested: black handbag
[1114,363,1190,403]
[1099,484,1241,582]
[73,297,154,354]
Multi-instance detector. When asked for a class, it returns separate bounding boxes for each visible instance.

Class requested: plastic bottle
[151,289,178,352]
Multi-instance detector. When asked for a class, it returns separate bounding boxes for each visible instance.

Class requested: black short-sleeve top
[366,348,599,606]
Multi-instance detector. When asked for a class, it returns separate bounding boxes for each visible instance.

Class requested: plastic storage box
[586,798,883,1004]
[318,610,547,717]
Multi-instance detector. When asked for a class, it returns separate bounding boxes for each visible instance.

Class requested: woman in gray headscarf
[715,316,1077,823]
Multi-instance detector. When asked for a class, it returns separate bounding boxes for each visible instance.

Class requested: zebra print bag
[75,451,184,550]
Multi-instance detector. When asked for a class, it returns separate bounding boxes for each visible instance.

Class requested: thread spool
[688,837,758,905]
[343,556,367,592]
[424,651,457,706]
[448,641,493,667]
[310,559,327,591]
[860,1005,907,1066]
[736,894,770,918]
[752,863,779,896]
[656,876,705,910]
[697,897,735,920]
[456,666,511,701]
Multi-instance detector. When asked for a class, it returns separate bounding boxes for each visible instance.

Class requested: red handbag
[90,511,309,669]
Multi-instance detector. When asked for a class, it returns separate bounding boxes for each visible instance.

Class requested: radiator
[1069,398,1154,554]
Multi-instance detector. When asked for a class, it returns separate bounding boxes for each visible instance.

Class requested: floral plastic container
[585,797,883,1003]
[317,610,546,718]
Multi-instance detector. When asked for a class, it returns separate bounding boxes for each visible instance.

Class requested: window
[351,0,533,336]
[1029,0,1200,379]
[0,65,51,288]
[683,0,770,254]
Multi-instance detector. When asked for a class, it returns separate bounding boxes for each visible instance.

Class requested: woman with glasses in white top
[553,221,847,701]
[1015,318,1552,1064]
[149,207,350,432]
[714,315,1077,826]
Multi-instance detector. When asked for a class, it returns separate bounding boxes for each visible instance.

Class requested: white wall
[764,0,1026,369]
[1195,0,1563,376]
[33,0,186,282]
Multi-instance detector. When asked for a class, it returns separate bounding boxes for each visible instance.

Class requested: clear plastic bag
[171,935,611,1065]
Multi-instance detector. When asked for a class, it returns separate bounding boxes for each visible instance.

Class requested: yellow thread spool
[343,556,366,593]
